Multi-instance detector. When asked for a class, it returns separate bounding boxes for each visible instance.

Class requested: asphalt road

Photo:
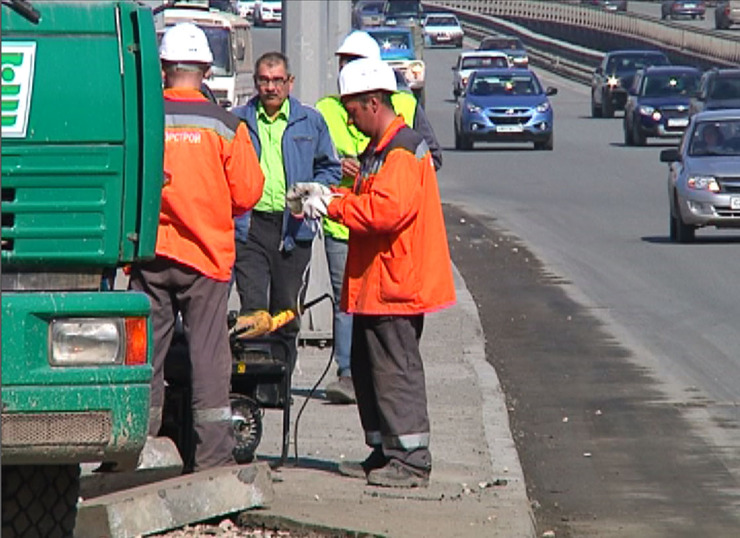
[628,0,727,32]
[251,25,740,535]
[422,41,740,535]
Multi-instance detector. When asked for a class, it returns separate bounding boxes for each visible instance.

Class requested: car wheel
[602,93,614,118]
[591,93,602,118]
[633,121,646,146]
[624,117,634,145]
[534,134,554,151]
[454,126,462,150]
[669,211,677,242]
[673,195,696,243]
[453,87,460,98]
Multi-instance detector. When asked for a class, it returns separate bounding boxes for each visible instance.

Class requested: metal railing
[425,0,740,65]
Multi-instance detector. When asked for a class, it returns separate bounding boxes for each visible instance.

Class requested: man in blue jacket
[232,52,341,404]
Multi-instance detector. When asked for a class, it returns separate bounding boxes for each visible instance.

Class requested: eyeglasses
[256,76,290,88]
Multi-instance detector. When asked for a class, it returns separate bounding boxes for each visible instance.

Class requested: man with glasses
[231,52,341,406]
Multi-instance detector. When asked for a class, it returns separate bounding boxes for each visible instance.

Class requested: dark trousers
[351,314,432,471]
[233,210,312,368]
[129,257,235,471]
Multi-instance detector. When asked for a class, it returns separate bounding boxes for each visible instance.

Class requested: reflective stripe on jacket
[157,88,264,281]
[326,116,456,315]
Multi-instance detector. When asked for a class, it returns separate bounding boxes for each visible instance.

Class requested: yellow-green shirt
[254,99,290,212]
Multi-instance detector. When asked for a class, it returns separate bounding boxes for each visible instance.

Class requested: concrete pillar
[281,0,352,105]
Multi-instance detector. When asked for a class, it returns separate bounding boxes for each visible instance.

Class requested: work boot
[325,376,356,404]
[337,448,387,479]
[366,459,430,488]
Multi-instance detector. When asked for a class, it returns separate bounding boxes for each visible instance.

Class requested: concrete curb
[75,462,273,538]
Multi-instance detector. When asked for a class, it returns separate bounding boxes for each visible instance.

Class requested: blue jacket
[232,95,341,250]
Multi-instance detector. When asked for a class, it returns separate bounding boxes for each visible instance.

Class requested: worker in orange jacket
[288,58,455,487]
[129,23,264,471]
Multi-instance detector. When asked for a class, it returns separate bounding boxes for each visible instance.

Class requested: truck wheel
[2,464,80,538]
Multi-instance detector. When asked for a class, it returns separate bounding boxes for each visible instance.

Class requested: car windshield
[479,37,523,51]
[688,119,740,157]
[201,26,232,76]
[384,0,420,16]
[461,56,509,69]
[426,16,458,26]
[606,54,669,73]
[469,74,541,96]
[642,72,699,97]
[361,1,384,14]
[370,31,411,50]
[709,77,740,100]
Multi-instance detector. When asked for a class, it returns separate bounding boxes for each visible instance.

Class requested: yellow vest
[315,92,418,240]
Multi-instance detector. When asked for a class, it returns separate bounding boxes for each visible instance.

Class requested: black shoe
[367,459,430,488]
[337,449,387,479]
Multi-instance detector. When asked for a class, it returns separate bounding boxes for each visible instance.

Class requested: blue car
[623,65,702,146]
[453,68,557,150]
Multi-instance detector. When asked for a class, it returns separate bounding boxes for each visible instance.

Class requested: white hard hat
[159,22,214,65]
[335,31,381,61]
[339,58,397,97]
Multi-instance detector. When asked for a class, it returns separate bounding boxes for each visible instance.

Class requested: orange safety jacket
[327,116,456,315]
[157,88,264,281]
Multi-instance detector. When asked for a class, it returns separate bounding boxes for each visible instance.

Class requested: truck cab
[1,1,164,535]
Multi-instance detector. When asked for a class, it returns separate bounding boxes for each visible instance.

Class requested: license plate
[667,118,689,128]
[685,3,696,8]
[436,34,450,40]
[496,125,524,133]
[731,198,740,210]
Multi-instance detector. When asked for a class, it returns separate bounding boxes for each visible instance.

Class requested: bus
[163,2,254,108]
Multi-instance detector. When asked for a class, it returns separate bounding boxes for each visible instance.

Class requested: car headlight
[466,103,481,113]
[607,75,620,87]
[461,76,469,86]
[50,317,148,366]
[409,61,424,75]
[536,101,550,113]
[639,105,655,116]
[687,175,720,192]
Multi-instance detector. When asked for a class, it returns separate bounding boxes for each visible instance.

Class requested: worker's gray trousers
[351,314,431,471]
[130,257,235,471]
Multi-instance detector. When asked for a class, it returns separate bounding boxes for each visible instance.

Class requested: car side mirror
[546,87,558,96]
[660,148,680,163]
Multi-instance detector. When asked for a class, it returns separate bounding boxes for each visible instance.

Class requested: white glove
[303,193,339,220]
[286,182,332,216]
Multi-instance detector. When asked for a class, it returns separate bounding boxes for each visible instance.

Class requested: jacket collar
[373,115,406,154]
[247,95,307,126]
[163,87,208,102]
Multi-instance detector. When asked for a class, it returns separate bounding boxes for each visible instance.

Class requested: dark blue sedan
[453,68,557,150]
[623,65,702,146]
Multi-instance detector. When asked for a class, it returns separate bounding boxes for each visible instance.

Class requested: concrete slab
[75,462,273,538]
[80,436,184,499]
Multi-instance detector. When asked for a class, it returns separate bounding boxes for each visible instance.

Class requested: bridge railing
[425,0,740,65]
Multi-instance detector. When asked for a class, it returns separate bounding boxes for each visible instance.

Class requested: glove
[303,193,339,220]
[286,182,332,216]
[229,310,273,339]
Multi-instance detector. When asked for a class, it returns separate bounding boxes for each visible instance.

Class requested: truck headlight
[50,317,148,366]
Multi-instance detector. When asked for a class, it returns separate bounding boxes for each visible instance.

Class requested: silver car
[661,110,740,242]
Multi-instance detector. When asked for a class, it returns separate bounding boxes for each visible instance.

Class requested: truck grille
[1,411,112,447]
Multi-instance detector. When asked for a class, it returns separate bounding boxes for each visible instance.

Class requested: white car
[452,50,512,97]
[422,13,464,48]
[253,0,281,26]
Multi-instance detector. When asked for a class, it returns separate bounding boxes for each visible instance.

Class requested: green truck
[1,1,164,535]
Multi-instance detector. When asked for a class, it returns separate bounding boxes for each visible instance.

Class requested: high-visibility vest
[316,92,418,240]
